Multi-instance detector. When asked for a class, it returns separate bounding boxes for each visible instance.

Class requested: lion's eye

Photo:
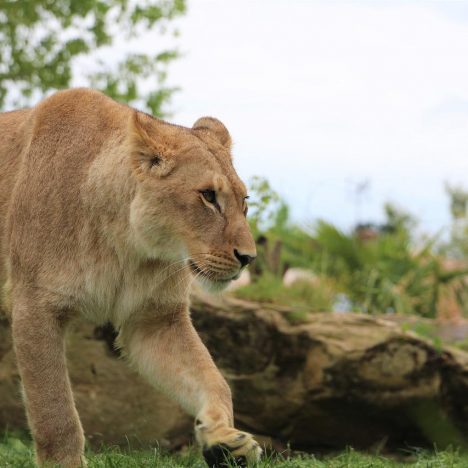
[201,190,216,204]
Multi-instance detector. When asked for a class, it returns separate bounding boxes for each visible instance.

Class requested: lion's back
[0,87,127,213]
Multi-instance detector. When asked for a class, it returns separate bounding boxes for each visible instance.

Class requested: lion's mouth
[188,260,237,283]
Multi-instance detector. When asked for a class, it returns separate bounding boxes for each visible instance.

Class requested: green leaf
[0,0,187,111]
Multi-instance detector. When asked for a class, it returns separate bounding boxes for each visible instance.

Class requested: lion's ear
[192,117,231,150]
[128,111,175,178]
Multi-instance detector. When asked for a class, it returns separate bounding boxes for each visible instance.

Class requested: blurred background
[1,0,468,463]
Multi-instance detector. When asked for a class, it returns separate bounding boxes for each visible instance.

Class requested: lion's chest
[79,259,189,326]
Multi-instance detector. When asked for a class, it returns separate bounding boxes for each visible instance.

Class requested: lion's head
[127,111,256,291]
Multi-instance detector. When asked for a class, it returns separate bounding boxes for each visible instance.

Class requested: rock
[283,268,318,288]
[190,293,468,451]
[1,294,468,451]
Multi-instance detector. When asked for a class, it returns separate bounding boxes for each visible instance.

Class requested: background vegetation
[236,177,468,320]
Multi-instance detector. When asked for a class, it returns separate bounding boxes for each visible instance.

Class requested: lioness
[0,89,261,467]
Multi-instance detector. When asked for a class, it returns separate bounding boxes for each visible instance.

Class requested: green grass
[454,339,468,352]
[1,437,468,468]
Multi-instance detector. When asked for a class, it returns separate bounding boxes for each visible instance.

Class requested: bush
[237,177,467,318]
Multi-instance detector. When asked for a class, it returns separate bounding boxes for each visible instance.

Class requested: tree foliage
[0,0,186,115]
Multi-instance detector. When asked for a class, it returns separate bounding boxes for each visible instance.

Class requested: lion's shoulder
[32,88,129,127]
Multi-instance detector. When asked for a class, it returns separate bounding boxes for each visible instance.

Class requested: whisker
[190,253,238,268]
[183,264,208,297]
[152,258,192,290]
[191,256,238,283]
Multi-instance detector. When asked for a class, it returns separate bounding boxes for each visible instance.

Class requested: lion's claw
[198,427,262,467]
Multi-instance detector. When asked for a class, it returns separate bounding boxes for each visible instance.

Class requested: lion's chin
[188,260,235,293]
[195,276,232,294]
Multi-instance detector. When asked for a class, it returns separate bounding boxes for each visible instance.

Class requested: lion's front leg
[11,289,85,468]
[119,305,262,467]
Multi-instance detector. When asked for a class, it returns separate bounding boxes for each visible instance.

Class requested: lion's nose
[234,249,256,268]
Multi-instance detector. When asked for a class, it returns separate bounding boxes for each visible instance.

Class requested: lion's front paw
[197,424,262,467]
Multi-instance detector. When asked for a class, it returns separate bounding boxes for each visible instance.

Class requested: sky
[99,1,468,234]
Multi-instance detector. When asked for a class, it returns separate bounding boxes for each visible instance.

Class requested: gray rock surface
[1,293,467,451]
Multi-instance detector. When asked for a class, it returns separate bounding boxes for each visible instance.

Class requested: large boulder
[1,293,467,451]
[191,294,468,450]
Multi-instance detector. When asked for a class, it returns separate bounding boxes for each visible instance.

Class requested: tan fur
[0,89,260,467]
